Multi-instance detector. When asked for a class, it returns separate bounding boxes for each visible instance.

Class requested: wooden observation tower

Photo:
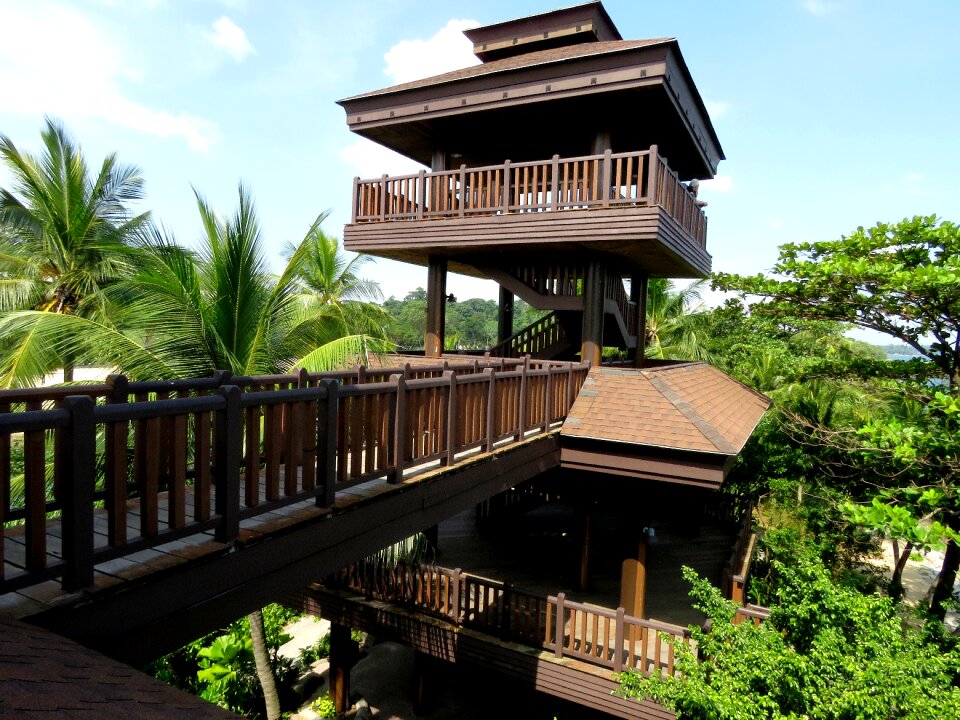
[339,1,723,364]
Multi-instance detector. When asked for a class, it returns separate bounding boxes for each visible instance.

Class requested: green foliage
[150,603,300,718]
[617,531,960,719]
[311,692,337,718]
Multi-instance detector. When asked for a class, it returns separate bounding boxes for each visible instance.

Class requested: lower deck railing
[0,357,588,594]
[330,560,693,678]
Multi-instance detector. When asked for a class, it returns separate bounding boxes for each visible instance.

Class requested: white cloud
[383,18,481,85]
[204,16,255,62]
[701,175,734,193]
[340,138,424,179]
[802,1,840,16]
[705,100,730,119]
[0,2,220,152]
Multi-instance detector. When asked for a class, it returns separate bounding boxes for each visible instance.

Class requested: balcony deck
[344,147,711,278]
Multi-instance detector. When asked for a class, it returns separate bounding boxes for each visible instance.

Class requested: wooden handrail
[352,147,707,248]
[489,312,567,358]
[0,359,589,593]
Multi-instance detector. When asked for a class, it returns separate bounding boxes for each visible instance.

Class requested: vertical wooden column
[425,256,447,358]
[329,622,354,714]
[580,260,605,366]
[578,498,592,593]
[620,535,648,629]
[631,273,649,368]
[497,286,514,344]
[413,649,432,714]
[424,523,439,555]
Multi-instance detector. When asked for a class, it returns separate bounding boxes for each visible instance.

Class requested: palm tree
[0,117,149,382]
[0,185,390,385]
[643,278,713,362]
[290,222,389,343]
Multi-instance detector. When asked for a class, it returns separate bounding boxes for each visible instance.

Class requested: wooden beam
[580,260,605,366]
[425,256,448,358]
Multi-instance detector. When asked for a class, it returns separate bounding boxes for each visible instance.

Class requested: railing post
[316,380,339,508]
[614,607,625,674]
[458,164,466,217]
[517,356,529,440]
[542,367,553,432]
[444,370,457,466]
[214,385,241,543]
[452,568,462,622]
[417,169,426,219]
[501,582,513,638]
[391,374,407,483]
[104,373,129,547]
[554,593,565,658]
[550,154,559,211]
[484,368,496,453]
[351,176,360,223]
[61,395,96,591]
[566,365,575,413]
[601,149,612,206]
[647,144,659,204]
[502,160,511,214]
[379,174,388,220]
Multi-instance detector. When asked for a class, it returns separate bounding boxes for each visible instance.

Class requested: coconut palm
[289,223,388,342]
[0,117,149,381]
[643,278,713,362]
[0,185,390,385]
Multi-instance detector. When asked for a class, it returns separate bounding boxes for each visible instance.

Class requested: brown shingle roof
[338,38,673,103]
[0,615,238,719]
[561,363,770,455]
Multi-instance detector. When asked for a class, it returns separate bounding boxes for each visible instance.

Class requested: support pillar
[425,256,448,358]
[578,501,592,593]
[424,523,439,556]
[497,286,514,345]
[413,650,433,714]
[580,260,605,366]
[329,622,356,714]
[631,273,649,368]
[619,534,647,630]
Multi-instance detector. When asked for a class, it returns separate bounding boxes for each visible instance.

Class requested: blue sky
[1,0,958,322]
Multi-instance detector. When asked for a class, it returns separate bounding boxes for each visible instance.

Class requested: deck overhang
[338,41,723,179]
[344,205,711,278]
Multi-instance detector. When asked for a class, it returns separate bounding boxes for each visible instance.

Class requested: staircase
[483,260,640,359]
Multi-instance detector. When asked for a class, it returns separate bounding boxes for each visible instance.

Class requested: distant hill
[874,343,924,359]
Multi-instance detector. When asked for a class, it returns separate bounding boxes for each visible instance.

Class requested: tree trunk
[248,609,281,720]
[931,514,960,621]
[889,540,913,602]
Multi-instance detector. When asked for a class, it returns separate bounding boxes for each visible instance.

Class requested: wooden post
[351,177,360,222]
[580,260,605,366]
[497,286,514,345]
[542,367,553,432]
[105,373,129,547]
[601,148,612,206]
[550,154,560,210]
[631,273,649,368]
[647,144,659,203]
[391,374,407,482]
[444,370,457,466]
[214,385,241,543]
[554,593,566,658]
[316,380,338,507]
[413,650,432,714]
[613,607,625,674]
[620,534,648,639]
[484,368,496,452]
[578,500,592,593]
[61,395,96,591]
[329,622,354,715]
[379,174,388,220]
[517,357,529,440]
[425,256,447,358]
[451,567,462,622]
[416,169,426,219]
[502,160,512,213]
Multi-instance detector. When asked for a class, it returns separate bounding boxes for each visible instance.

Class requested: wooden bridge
[0,356,587,663]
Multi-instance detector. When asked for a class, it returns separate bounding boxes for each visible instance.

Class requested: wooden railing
[331,560,693,678]
[352,146,707,248]
[508,262,584,298]
[604,271,638,338]
[722,509,757,606]
[489,312,568,359]
[0,358,588,593]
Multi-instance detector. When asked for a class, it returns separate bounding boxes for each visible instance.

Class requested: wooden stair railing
[489,312,569,359]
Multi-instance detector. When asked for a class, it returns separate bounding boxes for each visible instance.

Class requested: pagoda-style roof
[338,3,723,180]
[560,363,770,488]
